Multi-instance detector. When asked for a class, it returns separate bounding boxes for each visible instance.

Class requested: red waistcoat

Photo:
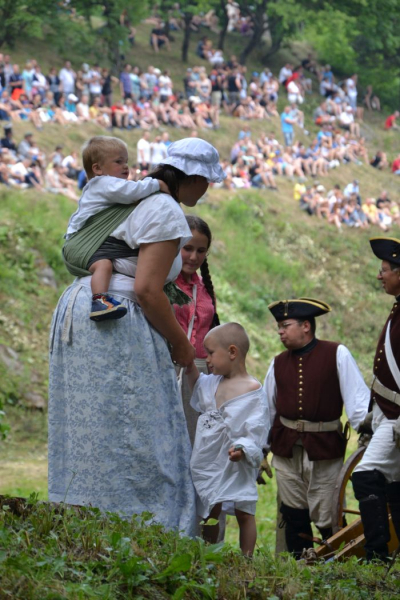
[371,299,400,420]
[271,340,346,461]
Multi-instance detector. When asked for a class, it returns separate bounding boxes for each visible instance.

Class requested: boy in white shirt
[65,136,170,321]
[186,322,269,556]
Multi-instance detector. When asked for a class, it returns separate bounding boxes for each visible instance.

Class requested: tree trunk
[217,0,228,50]
[181,13,192,62]
[262,36,283,62]
[239,21,266,65]
[238,0,269,65]
[262,15,285,62]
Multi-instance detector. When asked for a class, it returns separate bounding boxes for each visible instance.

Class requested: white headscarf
[160,138,226,183]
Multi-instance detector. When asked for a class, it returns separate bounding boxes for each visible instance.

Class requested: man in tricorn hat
[264,298,369,558]
[352,237,400,561]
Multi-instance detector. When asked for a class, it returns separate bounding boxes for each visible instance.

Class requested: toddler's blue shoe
[90,294,127,321]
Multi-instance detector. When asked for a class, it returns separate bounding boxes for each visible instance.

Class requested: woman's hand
[171,339,196,367]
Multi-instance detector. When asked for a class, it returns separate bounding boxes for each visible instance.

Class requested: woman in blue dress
[48,138,225,536]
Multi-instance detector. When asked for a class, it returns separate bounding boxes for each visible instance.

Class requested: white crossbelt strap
[384,321,400,390]
[371,376,400,407]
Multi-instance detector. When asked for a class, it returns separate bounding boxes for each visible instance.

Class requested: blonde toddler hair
[82,136,128,179]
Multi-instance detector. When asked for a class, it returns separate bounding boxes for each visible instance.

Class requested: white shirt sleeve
[336,344,370,430]
[97,176,160,204]
[190,372,210,413]
[66,176,160,237]
[224,387,269,468]
[263,359,276,446]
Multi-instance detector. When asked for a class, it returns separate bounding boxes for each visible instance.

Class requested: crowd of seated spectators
[216,119,376,193]
[0,127,79,200]
[1,40,399,209]
[0,125,183,202]
[296,180,400,233]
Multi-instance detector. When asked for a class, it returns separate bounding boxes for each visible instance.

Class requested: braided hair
[186,215,220,327]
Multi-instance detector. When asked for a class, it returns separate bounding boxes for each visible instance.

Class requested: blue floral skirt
[48,282,196,536]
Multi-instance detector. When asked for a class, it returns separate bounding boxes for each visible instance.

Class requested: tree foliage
[70,1,149,69]
[302,0,400,107]
[0,0,55,48]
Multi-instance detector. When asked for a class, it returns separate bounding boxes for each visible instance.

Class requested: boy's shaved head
[205,322,250,356]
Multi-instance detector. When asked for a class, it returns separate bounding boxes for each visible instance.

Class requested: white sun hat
[160,137,226,183]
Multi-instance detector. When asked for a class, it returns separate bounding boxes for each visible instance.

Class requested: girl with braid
[174,215,220,445]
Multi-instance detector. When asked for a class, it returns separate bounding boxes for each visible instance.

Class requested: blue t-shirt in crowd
[281,112,293,133]
[120,71,131,95]
[317,130,333,143]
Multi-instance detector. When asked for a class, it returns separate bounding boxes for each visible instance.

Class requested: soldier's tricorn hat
[268,297,332,322]
[370,237,400,267]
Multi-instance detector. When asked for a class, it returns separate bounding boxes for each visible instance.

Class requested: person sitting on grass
[64,136,171,321]
[186,322,269,556]
[150,21,171,53]
[370,150,388,170]
[384,110,399,131]
[339,106,360,137]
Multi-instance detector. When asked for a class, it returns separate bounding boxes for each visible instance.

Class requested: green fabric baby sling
[62,202,191,306]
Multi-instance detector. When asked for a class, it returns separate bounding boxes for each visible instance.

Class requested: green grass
[1,497,400,599]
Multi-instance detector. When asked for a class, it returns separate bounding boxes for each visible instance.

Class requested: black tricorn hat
[268,297,332,322]
[370,237,400,267]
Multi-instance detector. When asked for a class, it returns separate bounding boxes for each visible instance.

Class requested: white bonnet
[160,137,226,183]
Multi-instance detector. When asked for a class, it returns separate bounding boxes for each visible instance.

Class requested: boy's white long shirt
[65,175,160,238]
[190,373,269,518]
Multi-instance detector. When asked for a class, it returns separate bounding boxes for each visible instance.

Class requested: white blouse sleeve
[111,193,192,249]
[263,359,277,437]
[337,344,370,430]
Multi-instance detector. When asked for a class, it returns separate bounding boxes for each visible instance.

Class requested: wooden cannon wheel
[315,444,399,560]
[330,445,366,534]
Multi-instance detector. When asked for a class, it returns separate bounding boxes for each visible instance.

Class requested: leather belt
[372,376,400,407]
[280,415,341,433]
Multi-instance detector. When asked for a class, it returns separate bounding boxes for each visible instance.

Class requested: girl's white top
[190,373,269,518]
[66,175,160,238]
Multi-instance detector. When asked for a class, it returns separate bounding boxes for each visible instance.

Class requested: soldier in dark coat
[352,237,400,562]
[264,298,369,557]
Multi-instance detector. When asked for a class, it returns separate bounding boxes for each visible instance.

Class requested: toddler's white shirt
[66,175,160,238]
